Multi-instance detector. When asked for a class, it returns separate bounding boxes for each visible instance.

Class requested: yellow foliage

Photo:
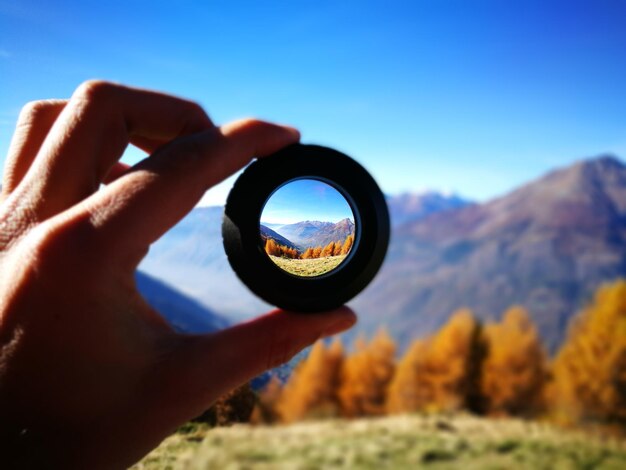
[386,339,430,413]
[387,309,482,414]
[321,242,336,258]
[551,280,626,424]
[276,339,344,423]
[251,375,282,424]
[341,234,354,255]
[338,329,396,417]
[481,306,547,416]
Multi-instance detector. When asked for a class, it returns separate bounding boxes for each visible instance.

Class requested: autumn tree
[282,246,298,259]
[321,241,336,258]
[264,238,280,256]
[276,339,344,422]
[250,375,282,424]
[312,247,322,258]
[386,339,429,413]
[301,248,313,259]
[341,235,354,255]
[338,329,396,417]
[481,307,547,416]
[333,240,343,256]
[551,280,626,425]
[387,309,483,413]
[193,383,257,426]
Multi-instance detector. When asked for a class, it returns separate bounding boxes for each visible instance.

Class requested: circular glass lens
[260,179,356,277]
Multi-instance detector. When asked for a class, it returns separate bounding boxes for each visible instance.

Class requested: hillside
[353,155,626,350]
[135,415,626,469]
[139,207,271,320]
[135,271,228,333]
[275,218,355,249]
[260,225,299,251]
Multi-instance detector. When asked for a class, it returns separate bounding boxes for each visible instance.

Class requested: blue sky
[261,179,354,225]
[1,1,626,205]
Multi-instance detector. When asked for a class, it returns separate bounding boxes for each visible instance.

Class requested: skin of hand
[0,81,356,468]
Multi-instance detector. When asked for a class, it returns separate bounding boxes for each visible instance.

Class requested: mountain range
[267,218,356,250]
[139,155,626,351]
[386,191,469,226]
[352,155,626,351]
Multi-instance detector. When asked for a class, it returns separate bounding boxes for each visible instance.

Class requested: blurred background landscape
[3,0,626,468]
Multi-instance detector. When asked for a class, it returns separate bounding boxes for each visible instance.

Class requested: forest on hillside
[140,279,626,468]
[206,279,626,432]
[264,234,354,260]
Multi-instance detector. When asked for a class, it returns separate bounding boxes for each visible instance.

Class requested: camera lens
[260,179,356,277]
[223,143,389,313]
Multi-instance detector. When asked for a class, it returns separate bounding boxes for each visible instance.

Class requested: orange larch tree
[386,309,483,414]
[386,338,430,413]
[264,238,280,257]
[551,280,626,425]
[321,241,336,258]
[276,339,344,423]
[341,235,354,255]
[338,329,396,417]
[481,306,547,416]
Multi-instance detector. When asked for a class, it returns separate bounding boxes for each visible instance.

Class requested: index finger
[17,81,214,221]
[76,118,299,260]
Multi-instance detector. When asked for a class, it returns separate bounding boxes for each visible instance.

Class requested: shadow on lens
[260,179,356,277]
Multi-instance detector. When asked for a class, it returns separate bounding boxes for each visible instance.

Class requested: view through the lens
[260,179,356,277]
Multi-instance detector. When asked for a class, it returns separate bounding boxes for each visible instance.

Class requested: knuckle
[28,216,100,268]
[234,117,263,132]
[72,79,119,106]
[178,101,213,134]
[18,100,55,125]
[186,100,208,120]
[156,135,207,174]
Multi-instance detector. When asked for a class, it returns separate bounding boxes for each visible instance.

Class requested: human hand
[0,81,356,468]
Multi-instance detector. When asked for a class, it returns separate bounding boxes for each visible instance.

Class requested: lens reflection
[260,179,355,277]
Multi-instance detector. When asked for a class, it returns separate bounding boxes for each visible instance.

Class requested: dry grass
[269,255,347,277]
[134,414,626,469]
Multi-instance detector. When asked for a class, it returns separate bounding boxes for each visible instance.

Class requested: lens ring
[222,143,389,312]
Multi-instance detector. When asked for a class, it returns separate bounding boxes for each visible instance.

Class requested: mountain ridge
[275,218,355,249]
[260,225,300,251]
[353,154,626,350]
[139,157,626,351]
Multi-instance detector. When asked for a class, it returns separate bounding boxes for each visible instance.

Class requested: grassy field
[269,255,347,277]
[134,414,626,469]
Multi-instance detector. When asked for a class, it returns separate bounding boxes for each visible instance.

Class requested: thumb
[155,307,356,420]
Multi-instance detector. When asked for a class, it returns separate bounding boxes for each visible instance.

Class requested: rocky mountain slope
[260,225,300,251]
[135,271,228,333]
[139,158,626,351]
[353,155,626,350]
[274,218,355,249]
